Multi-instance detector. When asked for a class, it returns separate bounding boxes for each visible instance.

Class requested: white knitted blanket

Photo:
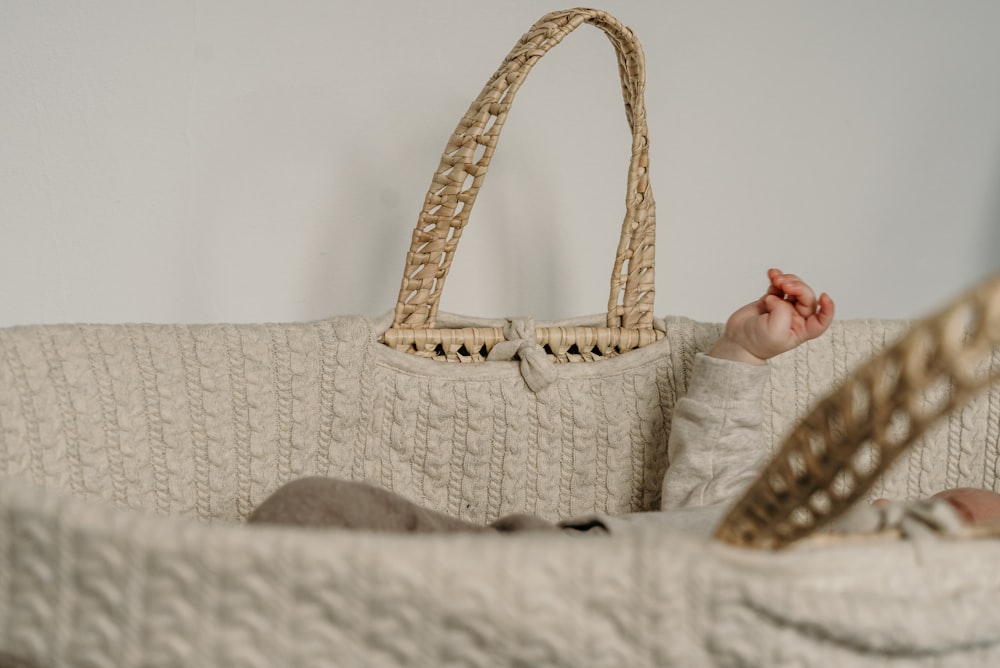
[2,313,1000,666]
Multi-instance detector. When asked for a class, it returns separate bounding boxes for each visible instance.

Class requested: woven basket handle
[715,271,1000,549]
[390,8,655,332]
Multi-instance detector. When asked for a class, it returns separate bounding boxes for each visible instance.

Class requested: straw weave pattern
[385,8,658,361]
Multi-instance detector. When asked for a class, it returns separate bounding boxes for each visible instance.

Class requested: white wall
[2,0,999,327]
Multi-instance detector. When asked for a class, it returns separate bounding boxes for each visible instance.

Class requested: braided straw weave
[381,8,660,363]
[716,271,1000,549]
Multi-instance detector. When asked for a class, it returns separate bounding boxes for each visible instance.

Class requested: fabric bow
[486,317,557,392]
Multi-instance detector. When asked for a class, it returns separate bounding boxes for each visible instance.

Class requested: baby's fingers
[771,271,817,317]
[804,292,836,340]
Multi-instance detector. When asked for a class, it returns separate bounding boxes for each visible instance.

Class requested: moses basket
[4,8,1000,667]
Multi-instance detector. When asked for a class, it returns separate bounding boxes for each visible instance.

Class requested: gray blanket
[248,476,565,533]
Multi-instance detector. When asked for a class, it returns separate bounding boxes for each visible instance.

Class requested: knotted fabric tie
[486,317,557,392]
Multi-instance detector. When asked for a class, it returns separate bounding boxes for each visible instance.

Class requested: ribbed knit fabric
[3,313,1000,666]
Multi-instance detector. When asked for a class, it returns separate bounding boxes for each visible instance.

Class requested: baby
[249,269,1000,535]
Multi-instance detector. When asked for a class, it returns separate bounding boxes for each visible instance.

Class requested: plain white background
[2,1,999,327]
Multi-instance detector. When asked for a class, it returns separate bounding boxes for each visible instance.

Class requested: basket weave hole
[773,521,794,541]
[903,326,940,386]
[481,105,502,138]
[405,260,428,280]
[789,506,817,530]
[849,441,880,477]
[785,450,809,485]
[870,354,902,407]
[544,342,604,362]
[447,342,488,362]
[428,188,447,208]
[908,374,952,423]
[832,467,859,500]
[879,407,914,450]
[847,380,872,426]
[439,163,475,193]
[940,299,980,357]
[804,430,832,477]
[821,409,852,457]
[473,140,488,165]
[750,498,782,530]
[808,489,832,517]
[408,260,443,282]
[735,524,759,546]
[956,346,997,386]
[767,472,789,498]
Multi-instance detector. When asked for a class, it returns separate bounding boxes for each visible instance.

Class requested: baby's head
[930,488,1000,526]
[872,487,1000,526]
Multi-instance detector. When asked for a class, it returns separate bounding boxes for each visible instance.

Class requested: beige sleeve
[659,353,770,510]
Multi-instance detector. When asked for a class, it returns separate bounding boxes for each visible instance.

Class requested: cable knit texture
[3,314,1000,666]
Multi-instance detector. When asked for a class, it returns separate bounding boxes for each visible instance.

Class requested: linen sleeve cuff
[683,353,770,412]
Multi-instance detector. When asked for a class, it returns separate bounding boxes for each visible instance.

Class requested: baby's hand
[709,268,835,365]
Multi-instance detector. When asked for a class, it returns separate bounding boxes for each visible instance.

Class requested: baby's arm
[659,354,770,509]
[660,269,835,510]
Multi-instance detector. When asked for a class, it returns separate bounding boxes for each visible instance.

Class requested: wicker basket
[5,7,1000,666]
